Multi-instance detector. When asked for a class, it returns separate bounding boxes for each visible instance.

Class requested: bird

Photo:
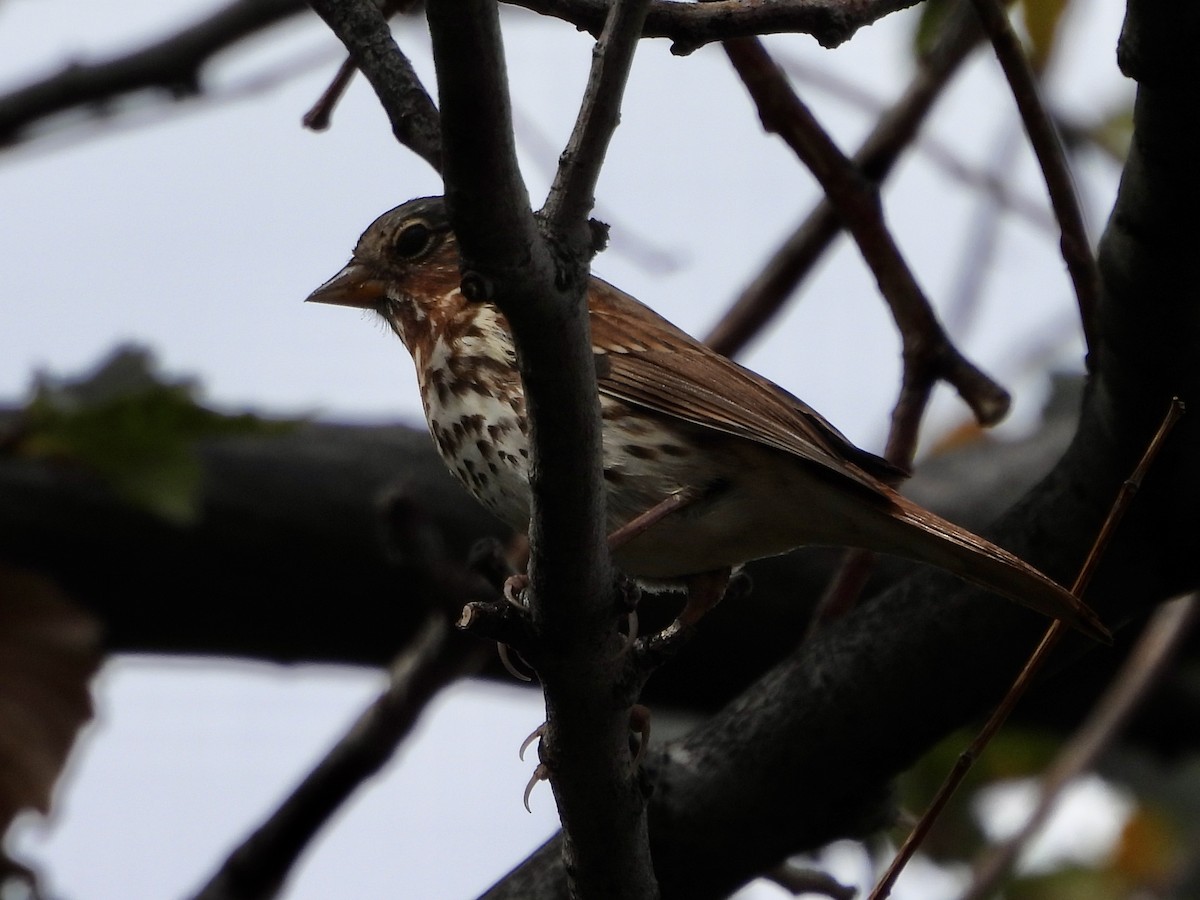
[307,196,1108,642]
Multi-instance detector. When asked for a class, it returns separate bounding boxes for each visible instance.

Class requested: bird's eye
[391,221,435,260]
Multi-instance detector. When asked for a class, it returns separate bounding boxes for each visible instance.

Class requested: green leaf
[11,345,297,523]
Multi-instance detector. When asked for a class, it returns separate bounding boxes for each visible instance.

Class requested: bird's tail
[868,493,1109,643]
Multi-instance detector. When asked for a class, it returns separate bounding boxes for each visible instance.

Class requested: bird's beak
[305,263,387,309]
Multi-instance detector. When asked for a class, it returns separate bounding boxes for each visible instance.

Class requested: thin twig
[705,2,983,357]
[190,615,486,900]
[869,397,1185,899]
[308,0,442,171]
[968,0,1100,363]
[301,0,423,131]
[774,53,1055,234]
[722,37,1010,428]
[542,0,653,238]
[963,592,1199,900]
[302,56,357,131]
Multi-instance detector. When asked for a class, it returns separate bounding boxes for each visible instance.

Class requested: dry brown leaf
[0,563,102,832]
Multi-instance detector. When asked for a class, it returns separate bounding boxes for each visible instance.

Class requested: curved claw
[621,609,639,653]
[523,763,549,813]
[497,642,533,682]
[519,723,546,761]
[503,573,530,608]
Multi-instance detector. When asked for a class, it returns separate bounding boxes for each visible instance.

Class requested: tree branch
[0,0,307,146]
[190,616,486,900]
[424,2,656,896]
[505,0,920,53]
[967,0,1101,365]
[705,3,984,356]
[307,0,442,170]
[723,36,1010,437]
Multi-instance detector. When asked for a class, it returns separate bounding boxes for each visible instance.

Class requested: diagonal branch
[705,1,984,357]
[190,616,486,900]
[724,36,1011,445]
[307,0,442,171]
[968,0,1101,362]
[0,0,307,146]
[964,592,1199,900]
[543,0,652,238]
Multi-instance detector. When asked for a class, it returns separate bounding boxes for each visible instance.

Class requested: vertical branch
[542,0,653,238]
[723,37,1011,435]
[425,2,657,897]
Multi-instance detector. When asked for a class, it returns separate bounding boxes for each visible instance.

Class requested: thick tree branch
[506,0,920,53]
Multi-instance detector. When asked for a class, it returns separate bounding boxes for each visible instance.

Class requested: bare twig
[724,36,1009,427]
[302,56,357,130]
[705,6,981,358]
[190,615,486,900]
[775,53,1055,234]
[308,0,442,171]
[0,0,307,145]
[963,592,1199,900]
[870,397,1185,899]
[543,0,653,240]
[968,0,1100,363]
[302,0,424,131]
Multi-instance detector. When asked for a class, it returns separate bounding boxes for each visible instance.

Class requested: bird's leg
[606,488,698,552]
[607,488,698,643]
[669,567,733,637]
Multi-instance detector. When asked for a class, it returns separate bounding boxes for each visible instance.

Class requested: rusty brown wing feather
[587,277,906,491]
[587,278,1113,643]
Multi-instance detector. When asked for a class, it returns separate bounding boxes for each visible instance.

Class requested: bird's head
[307,196,468,354]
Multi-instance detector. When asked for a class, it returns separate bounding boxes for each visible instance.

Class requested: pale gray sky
[1,2,1129,897]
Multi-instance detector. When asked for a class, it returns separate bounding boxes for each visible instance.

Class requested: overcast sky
[1,2,1130,897]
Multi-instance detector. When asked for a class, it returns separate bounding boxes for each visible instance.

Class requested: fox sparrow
[307,196,1107,642]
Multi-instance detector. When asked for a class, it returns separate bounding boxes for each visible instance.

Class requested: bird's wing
[587,278,905,491]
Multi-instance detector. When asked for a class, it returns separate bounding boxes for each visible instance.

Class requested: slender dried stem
[963,592,1199,900]
[870,398,1185,899]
